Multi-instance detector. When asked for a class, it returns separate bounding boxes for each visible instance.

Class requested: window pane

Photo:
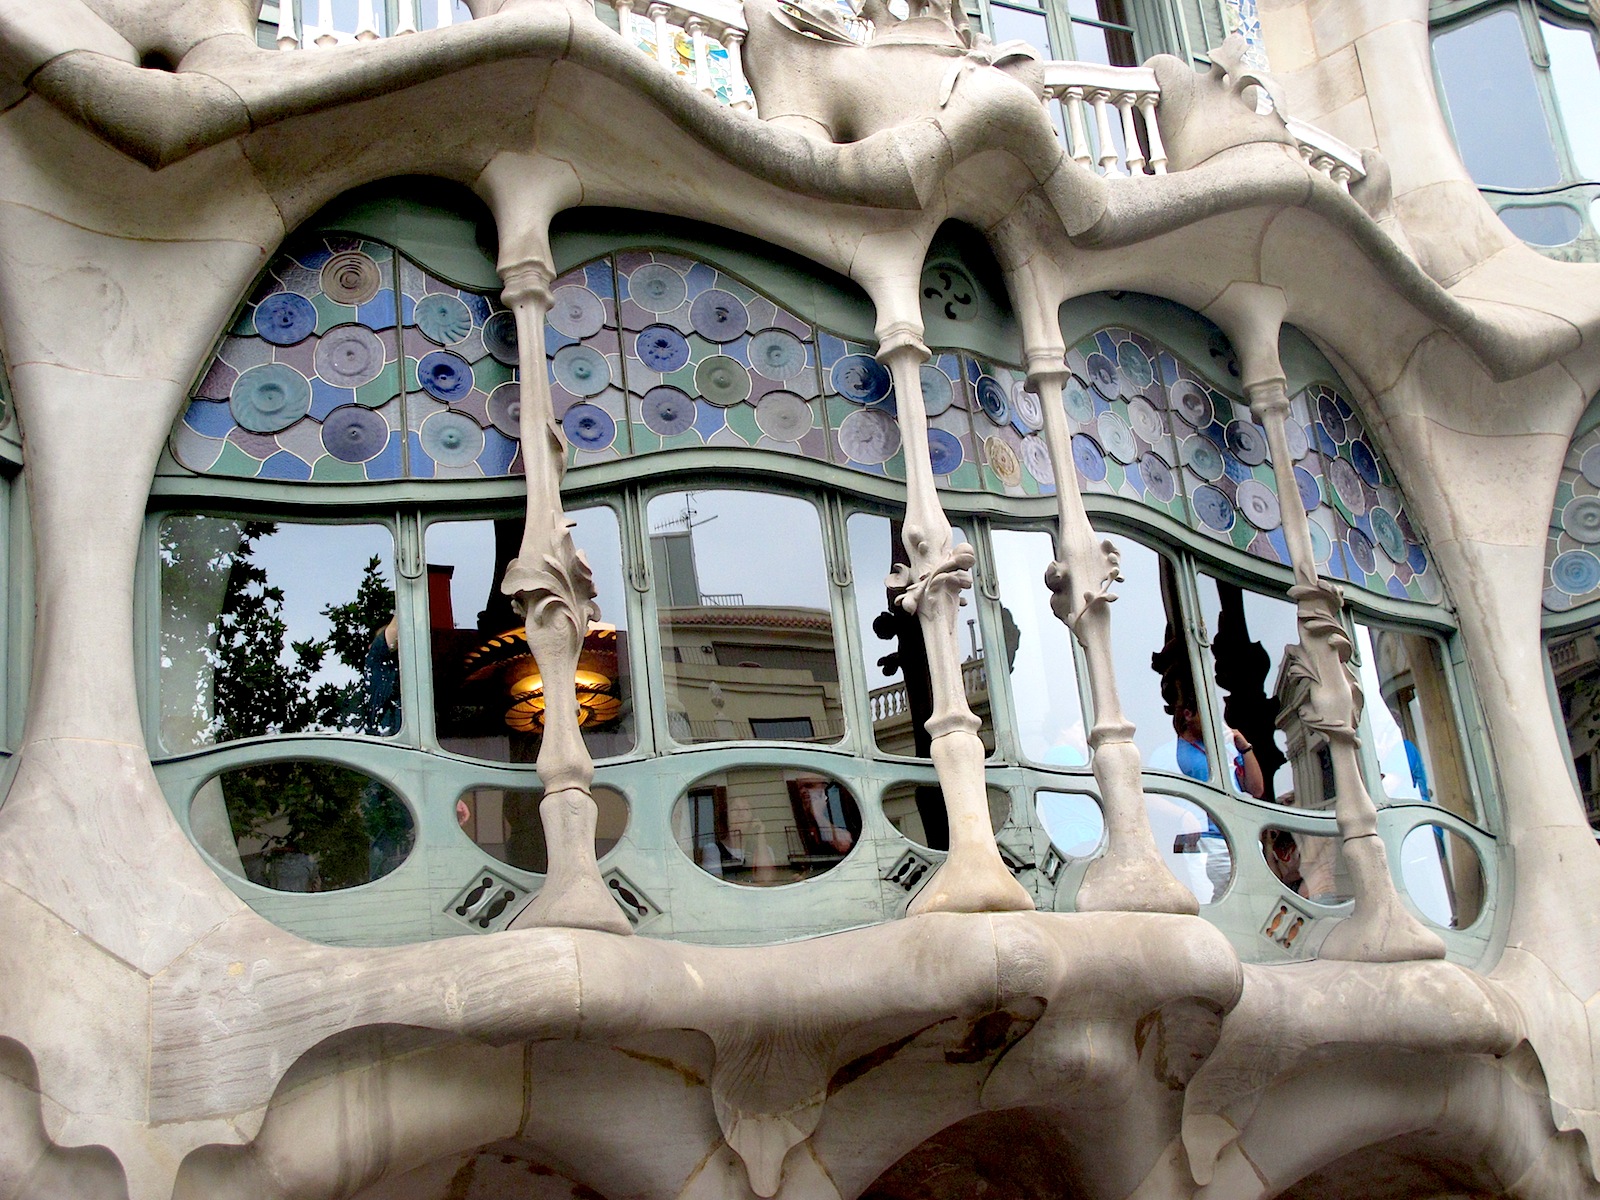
[991,529,1088,765]
[1549,628,1600,830]
[1070,16,1136,66]
[457,784,628,873]
[1098,533,1204,773]
[160,517,397,752]
[990,2,1052,53]
[672,766,861,885]
[1197,576,1299,802]
[883,780,1009,849]
[192,762,413,891]
[1036,790,1103,857]
[653,490,844,744]
[1433,10,1562,187]
[1498,202,1582,246]
[1544,19,1600,180]
[850,512,984,757]
[428,508,633,763]
[1353,624,1476,821]
[1261,826,1349,905]
[1147,793,1231,905]
[1400,824,1484,929]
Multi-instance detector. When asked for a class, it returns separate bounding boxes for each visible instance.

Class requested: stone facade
[2,1,1600,1197]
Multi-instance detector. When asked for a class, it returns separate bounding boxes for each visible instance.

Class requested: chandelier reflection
[460,623,622,733]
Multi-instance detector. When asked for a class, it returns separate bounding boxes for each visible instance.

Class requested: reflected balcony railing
[263,0,466,49]
[869,657,988,724]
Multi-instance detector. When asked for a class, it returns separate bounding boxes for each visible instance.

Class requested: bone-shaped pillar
[876,325,1032,915]
[1030,350,1198,915]
[500,260,632,936]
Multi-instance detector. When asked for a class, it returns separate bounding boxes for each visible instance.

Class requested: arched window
[1432,0,1600,256]
[150,191,1496,960]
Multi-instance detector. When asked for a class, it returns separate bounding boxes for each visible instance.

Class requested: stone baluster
[877,325,1032,916]
[276,0,300,49]
[1242,369,1444,961]
[685,16,713,93]
[355,0,379,40]
[650,3,674,69]
[1117,93,1145,175]
[314,0,336,45]
[499,260,633,937]
[1137,93,1167,173]
[394,0,419,34]
[723,28,755,114]
[1030,350,1198,915]
[1329,163,1353,192]
[614,0,634,39]
[1063,86,1093,169]
[1090,89,1120,174]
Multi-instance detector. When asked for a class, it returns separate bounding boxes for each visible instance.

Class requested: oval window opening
[1146,794,1232,905]
[191,762,414,892]
[1260,826,1350,905]
[673,767,861,886]
[1036,791,1104,859]
[883,781,1009,851]
[457,785,630,874]
[1401,824,1485,929]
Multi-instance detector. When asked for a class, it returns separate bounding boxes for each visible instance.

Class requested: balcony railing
[264,0,466,49]
[870,657,988,723]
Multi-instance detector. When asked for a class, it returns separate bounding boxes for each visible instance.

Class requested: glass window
[672,766,861,885]
[456,784,629,873]
[882,780,1010,849]
[1352,623,1476,820]
[160,517,397,752]
[191,761,413,891]
[1499,203,1584,245]
[1099,532,1206,775]
[1067,0,1137,65]
[990,1,1054,52]
[427,507,633,763]
[1548,627,1600,830]
[1036,790,1104,857]
[1434,8,1563,188]
[1147,792,1231,904]
[1261,826,1349,904]
[1401,823,1485,929]
[651,490,844,745]
[990,528,1088,766]
[849,512,984,756]
[1544,17,1600,179]
[1197,575,1299,803]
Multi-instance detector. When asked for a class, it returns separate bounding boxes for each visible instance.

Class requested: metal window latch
[396,512,423,579]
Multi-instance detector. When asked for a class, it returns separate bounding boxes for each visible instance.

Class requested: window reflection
[991,529,1088,766]
[1147,793,1230,905]
[1036,790,1104,858]
[849,512,987,764]
[192,762,413,892]
[1433,9,1562,189]
[882,780,1010,849]
[427,509,633,763]
[160,517,398,752]
[1549,628,1600,831]
[1400,824,1484,929]
[1353,623,1476,821]
[1103,533,1204,773]
[1198,576,1298,802]
[1261,826,1349,905]
[672,767,860,885]
[653,491,844,744]
[457,784,628,874]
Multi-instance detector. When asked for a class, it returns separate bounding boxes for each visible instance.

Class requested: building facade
[2,0,1600,1197]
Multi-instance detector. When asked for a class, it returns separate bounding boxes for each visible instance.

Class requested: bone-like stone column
[500,261,632,936]
[1030,350,1198,915]
[1244,372,1443,962]
[877,326,1031,915]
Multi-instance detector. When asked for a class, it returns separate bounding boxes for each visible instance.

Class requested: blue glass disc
[975,376,1010,425]
[1140,451,1175,501]
[231,362,312,433]
[641,386,696,436]
[927,428,964,475]
[482,311,518,366]
[628,263,687,314]
[1294,465,1321,511]
[486,382,521,438]
[1317,394,1346,444]
[420,409,486,467]
[552,344,610,398]
[1071,433,1107,482]
[417,351,475,402]
[1371,506,1407,560]
[831,354,892,405]
[1085,352,1119,400]
[254,293,317,346]
[1224,420,1268,466]
[1350,438,1381,487]
[1553,549,1600,595]
[920,364,954,415]
[414,294,472,346]
[1346,526,1377,574]
[635,325,691,374]
[689,288,750,342]
[749,329,807,381]
[1193,484,1235,531]
[321,404,388,462]
[561,404,616,452]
